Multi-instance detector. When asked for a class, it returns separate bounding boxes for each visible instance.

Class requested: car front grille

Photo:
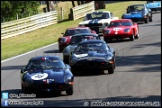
[77,61,101,67]
[38,83,56,89]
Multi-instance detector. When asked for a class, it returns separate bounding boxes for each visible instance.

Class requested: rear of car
[79,11,118,35]
[58,27,95,52]
[122,4,152,23]
[63,33,100,64]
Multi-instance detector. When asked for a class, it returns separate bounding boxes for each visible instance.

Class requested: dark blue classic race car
[63,33,100,64]
[69,40,116,75]
[21,56,74,95]
[146,1,161,12]
[122,4,153,23]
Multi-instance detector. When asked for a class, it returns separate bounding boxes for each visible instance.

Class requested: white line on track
[1,42,58,63]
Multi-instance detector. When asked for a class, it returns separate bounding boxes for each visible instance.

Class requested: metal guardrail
[1,11,58,40]
[72,1,95,20]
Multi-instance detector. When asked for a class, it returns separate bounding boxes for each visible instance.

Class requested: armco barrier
[1,11,58,40]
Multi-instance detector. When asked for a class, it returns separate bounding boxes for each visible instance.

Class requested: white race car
[79,11,119,35]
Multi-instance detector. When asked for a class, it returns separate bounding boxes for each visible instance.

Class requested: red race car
[103,19,139,43]
[58,27,96,52]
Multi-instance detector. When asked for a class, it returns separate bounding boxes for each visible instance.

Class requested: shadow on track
[1,65,26,70]
[44,49,60,53]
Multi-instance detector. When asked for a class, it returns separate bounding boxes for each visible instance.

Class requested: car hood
[23,69,65,83]
[105,26,132,31]
[74,51,111,60]
[127,11,142,15]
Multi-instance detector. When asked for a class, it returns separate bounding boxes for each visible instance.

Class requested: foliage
[1,1,39,22]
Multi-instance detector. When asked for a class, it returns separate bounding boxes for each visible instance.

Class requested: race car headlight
[124,28,131,32]
[106,56,114,64]
[64,76,73,84]
[104,30,111,34]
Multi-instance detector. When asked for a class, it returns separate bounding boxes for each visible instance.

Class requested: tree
[1,1,39,22]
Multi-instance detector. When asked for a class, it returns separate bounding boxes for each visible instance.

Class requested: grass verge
[1,1,146,60]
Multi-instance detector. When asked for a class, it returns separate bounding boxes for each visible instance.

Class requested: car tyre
[144,18,149,23]
[71,67,77,75]
[22,84,31,93]
[66,86,73,95]
[130,32,134,41]
[63,56,69,64]
[113,59,116,69]
[104,38,109,43]
[108,66,114,74]
[59,48,62,53]
[149,15,153,22]
[135,32,139,39]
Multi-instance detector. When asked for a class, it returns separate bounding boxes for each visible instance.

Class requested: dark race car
[69,40,116,75]
[21,56,74,95]
[103,19,139,42]
[122,4,153,23]
[58,26,96,52]
[63,33,100,64]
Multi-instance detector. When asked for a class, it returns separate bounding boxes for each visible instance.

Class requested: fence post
[68,8,73,20]
[60,7,64,21]
[16,13,18,20]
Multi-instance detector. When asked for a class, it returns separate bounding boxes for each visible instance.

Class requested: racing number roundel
[31,73,48,80]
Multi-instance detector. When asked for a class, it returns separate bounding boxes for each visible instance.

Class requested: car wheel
[130,32,134,41]
[135,32,139,39]
[149,16,153,22]
[104,38,109,43]
[108,66,114,74]
[113,59,116,69]
[109,38,112,43]
[63,56,69,64]
[66,86,73,95]
[22,84,30,93]
[59,48,62,53]
[144,18,149,23]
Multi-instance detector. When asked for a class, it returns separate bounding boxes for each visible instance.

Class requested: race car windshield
[64,29,91,36]
[26,60,66,70]
[74,42,108,54]
[127,5,144,13]
[70,36,90,44]
[86,13,110,20]
[109,21,132,27]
